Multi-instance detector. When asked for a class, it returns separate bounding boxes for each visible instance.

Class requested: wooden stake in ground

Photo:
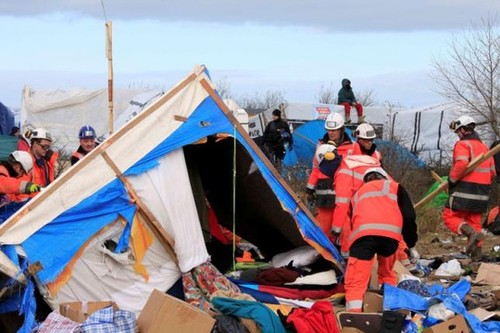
[106,21,114,135]
[414,143,500,209]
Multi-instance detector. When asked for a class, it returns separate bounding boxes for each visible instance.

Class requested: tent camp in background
[20,86,161,153]
[0,65,342,330]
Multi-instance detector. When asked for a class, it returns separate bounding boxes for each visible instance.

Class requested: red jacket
[348,179,403,248]
[447,134,495,213]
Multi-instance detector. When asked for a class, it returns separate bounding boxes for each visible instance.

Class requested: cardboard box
[363,292,383,313]
[59,301,118,323]
[423,315,470,333]
[138,289,215,333]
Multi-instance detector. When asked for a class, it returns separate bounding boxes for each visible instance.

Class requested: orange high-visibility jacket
[448,136,496,213]
[0,165,30,195]
[348,179,403,248]
[331,155,381,234]
[32,151,59,188]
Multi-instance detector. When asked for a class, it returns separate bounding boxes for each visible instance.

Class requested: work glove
[25,182,41,194]
[409,247,420,264]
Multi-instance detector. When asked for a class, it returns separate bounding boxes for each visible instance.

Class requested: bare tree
[431,14,500,138]
[215,76,233,100]
[357,89,376,107]
[237,90,286,111]
[316,81,336,104]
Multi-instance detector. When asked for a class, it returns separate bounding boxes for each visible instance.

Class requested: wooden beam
[415,143,500,209]
[101,151,178,265]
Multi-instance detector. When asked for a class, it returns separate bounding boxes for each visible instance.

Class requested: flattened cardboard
[422,315,470,333]
[59,301,117,323]
[468,307,500,322]
[474,263,500,285]
[363,292,383,313]
[138,289,215,333]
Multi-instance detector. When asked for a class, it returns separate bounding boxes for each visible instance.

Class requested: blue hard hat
[79,125,96,139]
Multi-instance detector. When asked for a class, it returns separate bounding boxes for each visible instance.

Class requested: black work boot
[460,224,484,257]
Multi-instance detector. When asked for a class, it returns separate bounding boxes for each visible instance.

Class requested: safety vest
[72,151,85,161]
[352,142,382,161]
[447,137,495,213]
[348,179,402,248]
[331,155,381,234]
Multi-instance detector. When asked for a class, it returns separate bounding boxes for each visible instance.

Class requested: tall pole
[105,21,114,135]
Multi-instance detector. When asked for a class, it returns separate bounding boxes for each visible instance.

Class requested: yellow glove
[25,183,41,194]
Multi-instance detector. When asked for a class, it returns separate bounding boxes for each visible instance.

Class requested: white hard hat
[325,112,345,130]
[30,128,52,142]
[450,115,475,132]
[363,167,388,182]
[315,143,337,165]
[355,123,376,139]
[10,150,33,174]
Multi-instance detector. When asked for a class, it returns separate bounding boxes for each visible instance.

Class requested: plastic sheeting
[384,279,500,332]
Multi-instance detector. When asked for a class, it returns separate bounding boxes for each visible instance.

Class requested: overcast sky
[0,1,499,109]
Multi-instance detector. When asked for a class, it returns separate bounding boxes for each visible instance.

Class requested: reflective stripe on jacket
[447,137,495,212]
[331,155,381,233]
[348,179,402,248]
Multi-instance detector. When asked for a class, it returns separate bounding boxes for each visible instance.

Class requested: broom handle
[414,143,500,209]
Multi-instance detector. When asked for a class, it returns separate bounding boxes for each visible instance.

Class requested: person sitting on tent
[263,109,293,169]
[352,123,382,161]
[29,128,58,190]
[305,142,341,238]
[0,151,41,202]
[338,78,365,124]
[342,167,417,312]
[71,125,98,165]
[444,115,495,260]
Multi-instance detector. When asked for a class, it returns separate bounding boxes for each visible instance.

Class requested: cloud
[1,0,498,32]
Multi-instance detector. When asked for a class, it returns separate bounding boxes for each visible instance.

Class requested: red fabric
[336,141,354,158]
[348,180,403,248]
[16,138,30,152]
[443,207,483,247]
[316,207,334,238]
[340,102,363,117]
[287,301,340,333]
[207,203,229,245]
[0,165,27,195]
[259,284,341,300]
[256,268,300,286]
[487,206,499,226]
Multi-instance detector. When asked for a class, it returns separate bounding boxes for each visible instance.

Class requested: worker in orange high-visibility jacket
[0,151,41,202]
[443,115,496,260]
[351,123,382,161]
[305,142,341,237]
[330,155,380,257]
[343,167,417,312]
[29,128,59,191]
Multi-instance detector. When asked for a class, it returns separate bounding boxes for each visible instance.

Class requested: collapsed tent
[0,66,342,319]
